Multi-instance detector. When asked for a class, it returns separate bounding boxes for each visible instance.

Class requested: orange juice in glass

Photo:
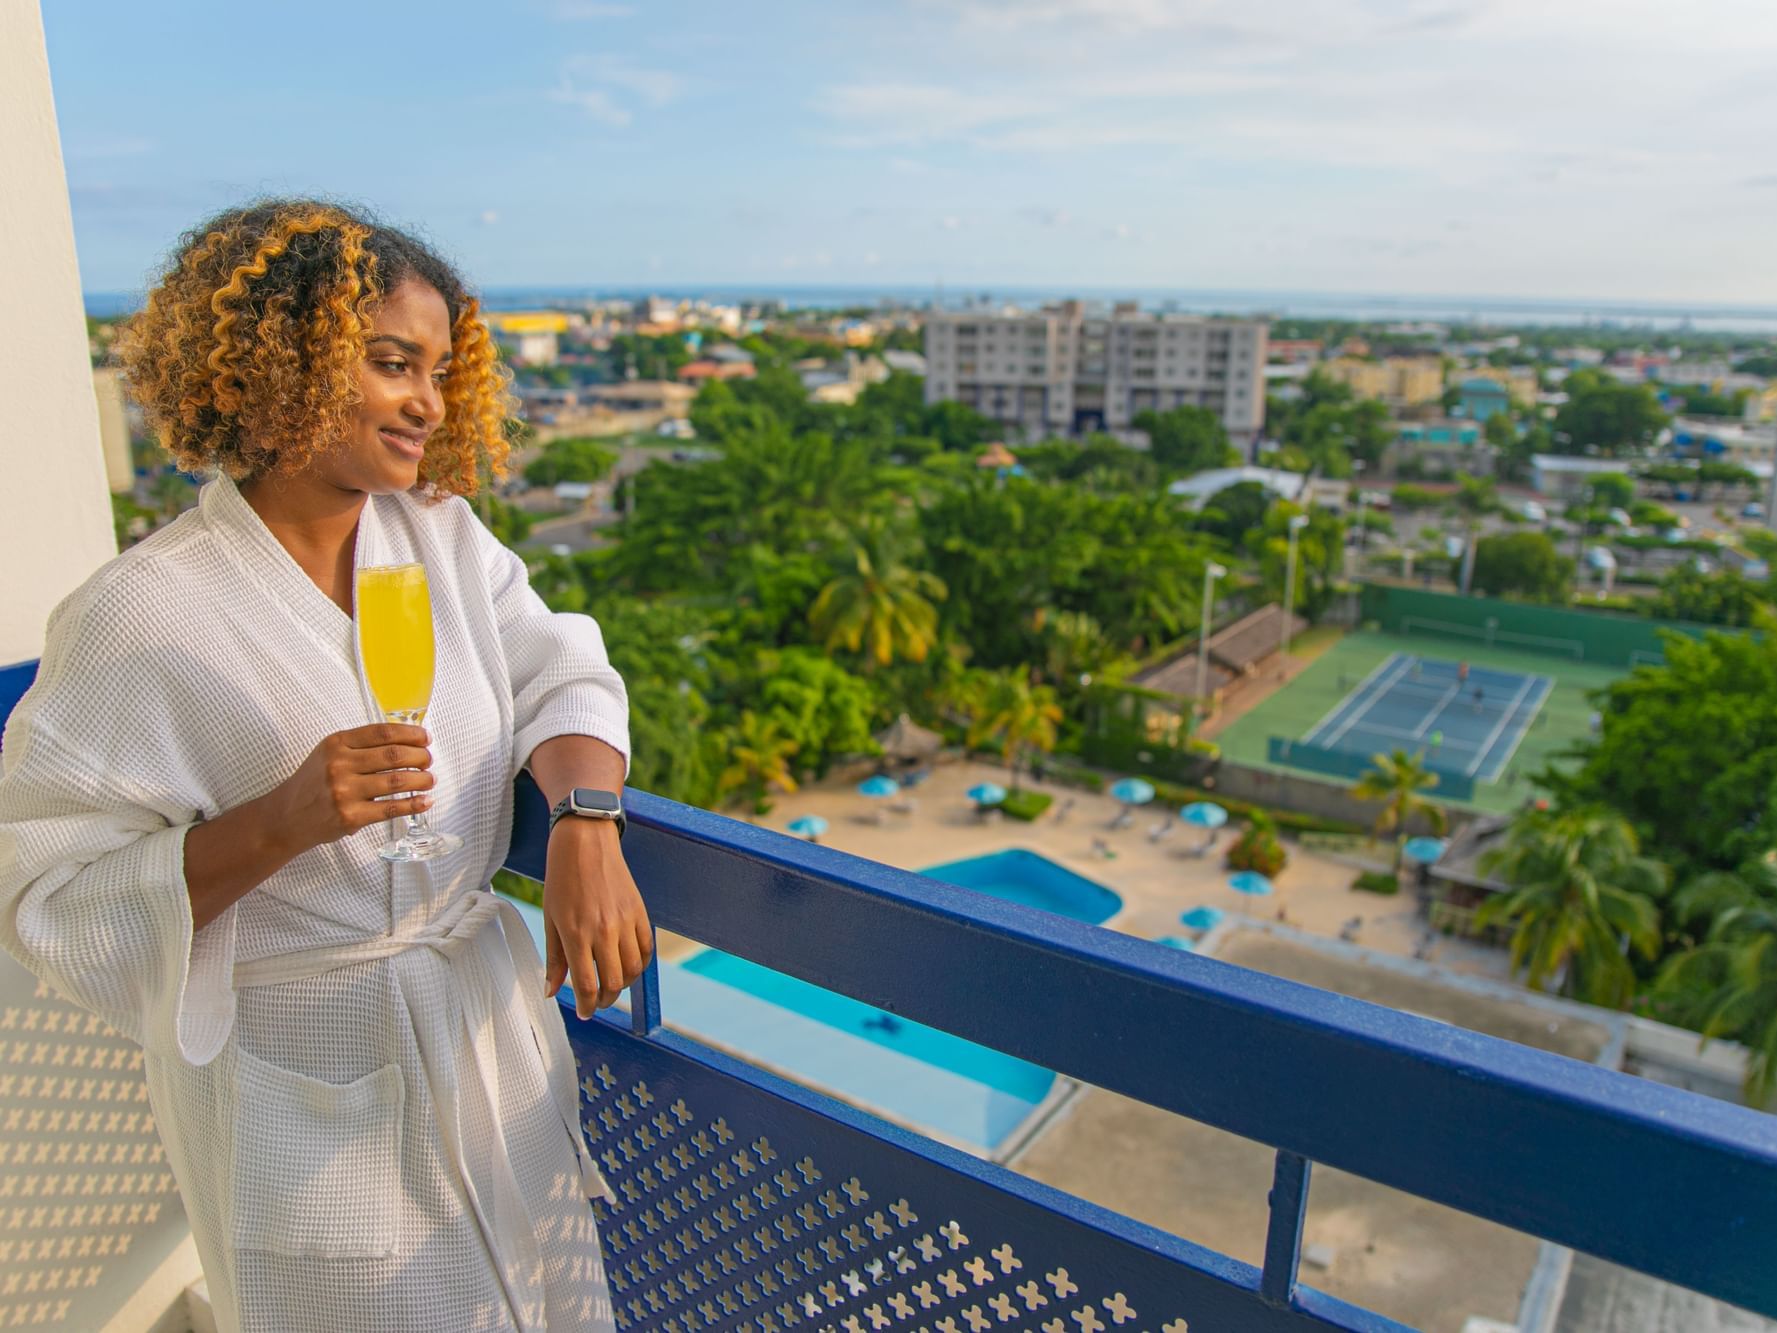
[356,563,461,861]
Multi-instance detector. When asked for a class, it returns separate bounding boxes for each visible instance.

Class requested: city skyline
[46,0,1777,305]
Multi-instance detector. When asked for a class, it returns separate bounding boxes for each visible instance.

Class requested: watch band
[548,789,627,839]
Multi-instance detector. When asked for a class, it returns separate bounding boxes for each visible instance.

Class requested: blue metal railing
[4,661,1774,1329]
[507,776,1777,1330]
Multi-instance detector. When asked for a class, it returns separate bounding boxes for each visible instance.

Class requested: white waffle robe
[0,475,629,1332]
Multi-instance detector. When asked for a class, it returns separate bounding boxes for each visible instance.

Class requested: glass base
[380,830,464,862]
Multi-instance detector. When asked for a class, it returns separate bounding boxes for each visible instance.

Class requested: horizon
[79,280,1777,334]
[46,1,1777,308]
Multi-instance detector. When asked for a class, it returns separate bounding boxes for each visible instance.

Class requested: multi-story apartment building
[923,301,1267,443]
[1319,355,1445,408]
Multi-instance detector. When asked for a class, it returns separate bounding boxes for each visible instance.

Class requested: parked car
[1741,501,1766,520]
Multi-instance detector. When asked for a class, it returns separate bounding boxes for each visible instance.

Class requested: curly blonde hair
[118,199,513,499]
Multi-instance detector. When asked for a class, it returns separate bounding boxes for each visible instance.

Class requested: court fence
[1358,583,1715,668]
[1266,736,1478,802]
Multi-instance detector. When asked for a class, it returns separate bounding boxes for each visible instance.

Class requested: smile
[379,428,428,461]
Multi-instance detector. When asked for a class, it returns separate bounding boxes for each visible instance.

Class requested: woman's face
[317,277,453,496]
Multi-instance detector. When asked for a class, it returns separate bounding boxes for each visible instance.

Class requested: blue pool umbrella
[787,815,828,838]
[1228,871,1274,897]
[858,775,900,798]
[1403,836,1449,864]
[966,782,1007,805]
[1180,802,1229,830]
[1180,906,1225,931]
[1109,777,1156,806]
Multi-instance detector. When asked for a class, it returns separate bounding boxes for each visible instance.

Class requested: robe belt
[234,890,611,1332]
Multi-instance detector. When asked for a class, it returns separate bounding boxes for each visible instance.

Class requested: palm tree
[1654,865,1777,1102]
[1475,806,1669,1008]
[965,670,1062,792]
[810,522,947,669]
[1448,472,1501,595]
[1351,749,1447,868]
[715,711,800,813]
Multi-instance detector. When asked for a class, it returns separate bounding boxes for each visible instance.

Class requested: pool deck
[727,761,1579,1331]
[733,758,1513,982]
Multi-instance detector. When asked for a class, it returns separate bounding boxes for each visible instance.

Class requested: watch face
[572,788,622,816]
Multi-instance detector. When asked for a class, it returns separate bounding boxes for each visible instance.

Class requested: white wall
[0,1,116,666]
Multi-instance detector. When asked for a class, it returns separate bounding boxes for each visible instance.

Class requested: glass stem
[386,708,435,839]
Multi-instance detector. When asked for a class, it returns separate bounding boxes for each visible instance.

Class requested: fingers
[568,938,602,1020]
[591,933,625,1013]
[544,920,568,1000]
[633,919,655,976]
[345,722,430,750]
[617,929,642,994]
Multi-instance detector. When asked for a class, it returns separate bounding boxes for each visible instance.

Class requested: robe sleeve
[0,582,237,1068]
[466,505,631,779]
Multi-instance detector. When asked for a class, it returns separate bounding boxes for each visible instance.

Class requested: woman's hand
[542,819,652,1018]
[264,723,435,857]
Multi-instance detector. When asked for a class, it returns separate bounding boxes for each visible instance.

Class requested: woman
[0,200,646,1331]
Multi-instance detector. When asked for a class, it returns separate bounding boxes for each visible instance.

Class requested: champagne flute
[356,562,462,861]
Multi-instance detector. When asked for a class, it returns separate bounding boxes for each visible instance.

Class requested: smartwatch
[548,787,627,839]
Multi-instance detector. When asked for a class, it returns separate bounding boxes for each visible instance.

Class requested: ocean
[82,283,1777,334]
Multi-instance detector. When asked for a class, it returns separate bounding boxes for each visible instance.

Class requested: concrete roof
[1168,466,1309,505]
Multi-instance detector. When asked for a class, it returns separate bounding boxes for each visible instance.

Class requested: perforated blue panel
[568,1016,1399,1333]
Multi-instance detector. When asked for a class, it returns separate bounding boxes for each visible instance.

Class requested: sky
[42,0,1777,305]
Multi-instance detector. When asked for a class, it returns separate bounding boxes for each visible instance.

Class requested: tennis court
[1299,653,1552,782]
[1214,629,1627,813]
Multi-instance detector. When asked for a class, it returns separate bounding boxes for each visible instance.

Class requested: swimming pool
[921,848,1124,924]
[503,851,1116,1152]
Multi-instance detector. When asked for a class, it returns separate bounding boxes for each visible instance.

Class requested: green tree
[1476,807,1669,1007]
[1553,370,1669,456]
[1655,866,1777,1102]
[1255,503,1345,621]
[745,647,880,780]
[523,436,618,488]
[1195,481,1274,546]
[1647,566,1770,628]
[716,710,801,813]
[1352,749,1447,869]
[1132,405,1238,476]
[809,523,947,669]
[481,493,535,547]
[964,669,1062,791]
[1587,472,1637,510]
[1551,628,1777,872]
[1470,531,1574,602]
[607,331,692,382]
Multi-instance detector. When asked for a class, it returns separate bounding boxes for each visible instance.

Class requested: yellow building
[1745,386,1777,423]
[483,311,571,335]
[1320,356,1443,407]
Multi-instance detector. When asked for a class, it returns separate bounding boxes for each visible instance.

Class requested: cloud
[550,56,684,125]
[569,55,684,107]
[478,210,501,225]
[550,80,631,125]
[1020,207,1072,227]
[939,215,963,230]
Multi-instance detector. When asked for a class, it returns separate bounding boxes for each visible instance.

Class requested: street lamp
[1280,513,1310,665]
[1349,459,1369,563]
[1346,459,1368,625]
[1195,561,1228,712]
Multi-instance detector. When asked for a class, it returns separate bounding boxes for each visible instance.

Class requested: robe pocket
[231,1047,404,1259]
